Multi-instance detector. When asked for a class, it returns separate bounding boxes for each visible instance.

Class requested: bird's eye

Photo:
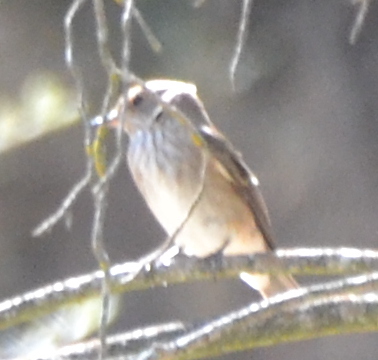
[131,93,144,107]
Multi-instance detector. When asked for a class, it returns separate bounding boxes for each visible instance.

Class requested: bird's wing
[199,125,276,250]
[170,91,213,128]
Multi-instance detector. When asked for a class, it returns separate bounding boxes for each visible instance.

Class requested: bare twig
[65,0,91,144]
[229,0,253,91]
[32,172,91,237]
[93,0,118,73]
[91,184,111,360]
[132,7,162,53]
[91,0,124,356]
[349,0,371,44]
[32,0,92,238]
[121,0,134,76]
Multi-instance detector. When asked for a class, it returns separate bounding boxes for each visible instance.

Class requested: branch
[1,247,378,331]
[33,273,378,360]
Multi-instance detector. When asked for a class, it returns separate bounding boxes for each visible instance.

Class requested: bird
[92,79,298,299]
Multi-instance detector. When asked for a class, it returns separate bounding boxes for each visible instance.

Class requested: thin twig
[32,0,92,238]
[349,0,371,45]
[91,186,110,360]
[133,7,162,53]
[113,1,162,53]
[229,0,253,91]
[32,172,91,237]
[121,0,134,78]
[93,0,118,74]
[65,0,91,145]
[91,0,123,356]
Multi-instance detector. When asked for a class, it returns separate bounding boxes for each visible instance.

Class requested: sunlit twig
[133,7,162,53]
[91,0,124,357]
[349,0,371,44]
[32,0,92,238]
[229,0,253,91]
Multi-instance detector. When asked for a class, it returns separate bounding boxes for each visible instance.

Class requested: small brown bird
[93,79,297,298]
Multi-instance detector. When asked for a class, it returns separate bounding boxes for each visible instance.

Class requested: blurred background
[0,0,378,359]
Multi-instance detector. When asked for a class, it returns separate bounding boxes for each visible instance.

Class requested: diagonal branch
[31,274,378,360]
[1,247,378,332]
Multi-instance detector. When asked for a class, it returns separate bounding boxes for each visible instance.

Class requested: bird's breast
[127,129,267,258]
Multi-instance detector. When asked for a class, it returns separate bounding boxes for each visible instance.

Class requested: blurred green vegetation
[0,72,78,154]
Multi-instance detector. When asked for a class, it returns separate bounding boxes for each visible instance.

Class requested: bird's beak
[90,107,120,127]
